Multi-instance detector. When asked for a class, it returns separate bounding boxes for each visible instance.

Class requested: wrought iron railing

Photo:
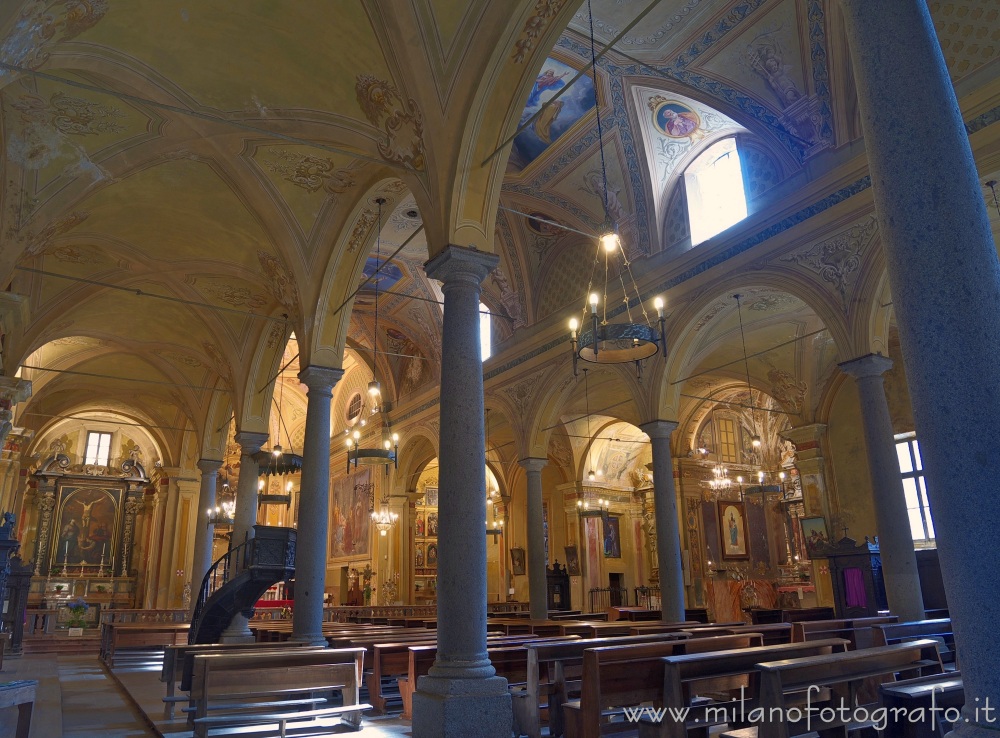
[588,586,630,612]
[191,533,254,628]
[635,586,662,610]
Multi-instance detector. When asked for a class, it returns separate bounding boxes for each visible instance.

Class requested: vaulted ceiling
[1,0,997,459]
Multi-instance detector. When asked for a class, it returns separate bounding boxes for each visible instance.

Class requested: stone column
[639,421,685,623]
[780,424,834,607]
[190,459,222,615]
[835,6,1000,722]
[222,431,267,641]
[292,366,343,645]
[520,458,548,621]
[413,246,510,738]
[230,431,268,547]
[839,356,924,620]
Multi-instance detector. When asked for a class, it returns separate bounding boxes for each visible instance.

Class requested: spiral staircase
[189,525,296,644]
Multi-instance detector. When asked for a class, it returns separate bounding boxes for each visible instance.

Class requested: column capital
[518,457,548,473]
[839,353,893,379]
[639,420,679,439]
[0,377,31,405]
[234,430,269,455]
[424,245,499,287]
[298,365,344,393]
[196,458,223,474]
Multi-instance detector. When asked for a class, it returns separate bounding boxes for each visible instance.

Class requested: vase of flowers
[67,597,89,629]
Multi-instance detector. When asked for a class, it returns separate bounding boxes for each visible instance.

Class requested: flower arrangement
[67,597,89,629]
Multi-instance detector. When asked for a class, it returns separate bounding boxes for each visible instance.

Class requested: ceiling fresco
[0,0,995,456]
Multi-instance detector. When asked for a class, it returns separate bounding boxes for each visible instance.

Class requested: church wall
[825,380,877,540]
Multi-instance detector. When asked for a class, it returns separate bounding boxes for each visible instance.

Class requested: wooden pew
[160,641,322,719]
[719,639,944,738]
[0,680,37,738]
[562,633,765,738]
[680,623,793,646]
[873,619,956,668]
[189,647,369,738]
[102,622,190,667]
[879,671,963,738]
[513,632,692,738]
[792,615,898,648]
[398,636,580,719]
[367,633,564,714]
[636,638,850,738]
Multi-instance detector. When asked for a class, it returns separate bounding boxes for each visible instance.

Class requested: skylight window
[685,138,748,245]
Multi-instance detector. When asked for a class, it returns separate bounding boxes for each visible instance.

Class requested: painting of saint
[510,547,526,576]
[329,468,371,559]
[415,514,425,537]
[564,545,581,576]
[426,544,438,568]
[510,58,595,171]
[800,517,830,558]
[526,212,564,238]
[602,516,621,558]
[52,486,120,568]
[718,501,749,560]
[415,544,424,568]
[427,512,438,537]
[653,100,702,139]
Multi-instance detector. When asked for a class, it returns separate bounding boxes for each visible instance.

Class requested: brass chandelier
[568,0,667,379]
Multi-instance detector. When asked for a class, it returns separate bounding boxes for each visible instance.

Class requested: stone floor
[1,653,151,737]
[1,652,414,737]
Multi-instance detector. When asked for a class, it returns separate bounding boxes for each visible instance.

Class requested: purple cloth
[844,568,867,608]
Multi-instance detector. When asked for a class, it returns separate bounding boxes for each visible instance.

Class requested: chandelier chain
[587,0,612,223]
[734,294,757,430]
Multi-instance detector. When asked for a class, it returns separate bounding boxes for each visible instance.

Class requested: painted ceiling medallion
[649,96,705,142]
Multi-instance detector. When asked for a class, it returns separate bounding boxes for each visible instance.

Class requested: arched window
[480,302,491,361]
[685,137,748,245]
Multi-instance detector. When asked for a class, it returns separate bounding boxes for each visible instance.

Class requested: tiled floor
[1,652,416,737]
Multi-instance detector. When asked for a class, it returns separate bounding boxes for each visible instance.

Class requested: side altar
[25,442,150,610]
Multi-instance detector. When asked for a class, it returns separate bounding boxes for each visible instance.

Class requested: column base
[290,633,327,647]
[412,675,511,738]
[219,613,254,643]
[947,708,1000,738]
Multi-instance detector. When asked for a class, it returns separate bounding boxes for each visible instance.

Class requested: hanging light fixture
[255,370,303,487]
[734,294,762,449]
[567,0,666,379]
[346,197,401,474]
[371,488,399,537]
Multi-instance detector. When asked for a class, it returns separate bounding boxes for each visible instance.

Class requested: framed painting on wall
[329,468,372,559]
[602,516,622,558]
[800,516,830,557]
[52,484,123,571]
[564,545,581,576]
[510,547,526,576]
[717,501,749,560]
